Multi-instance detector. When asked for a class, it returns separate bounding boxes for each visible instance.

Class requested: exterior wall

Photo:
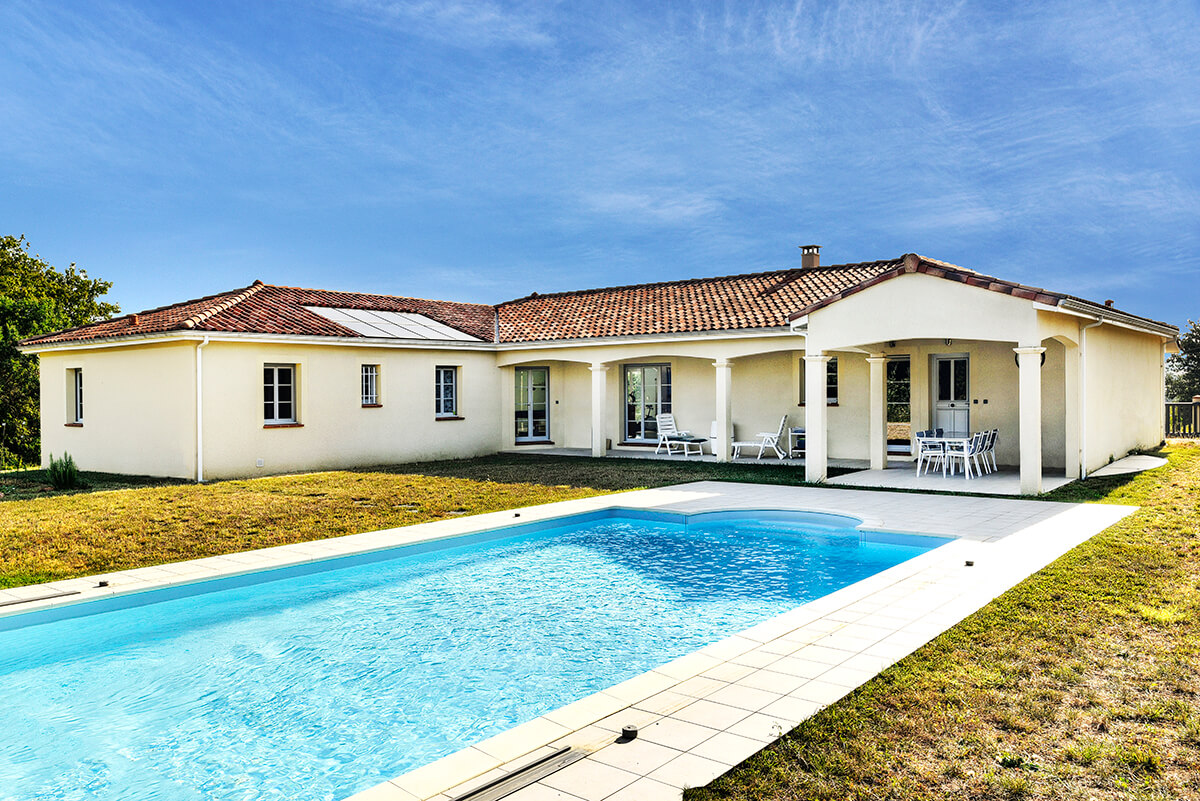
[495,334,806,453]
[1083,324,1164,473]
[200,341,500,479]
[805,272,1039,352]
[38,342,197,478]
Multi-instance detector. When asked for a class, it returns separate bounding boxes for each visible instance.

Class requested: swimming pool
[0,508,947,801]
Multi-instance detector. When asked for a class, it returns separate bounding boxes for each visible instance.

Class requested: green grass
[0,453,850,590]
[685,442,1200,801]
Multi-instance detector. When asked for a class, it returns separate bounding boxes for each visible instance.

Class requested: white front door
[933,356,969,435]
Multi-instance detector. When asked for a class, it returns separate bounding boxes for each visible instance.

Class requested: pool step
[449,746,587,801]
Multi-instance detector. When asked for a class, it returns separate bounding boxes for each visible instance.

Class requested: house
[20,247,1178,494]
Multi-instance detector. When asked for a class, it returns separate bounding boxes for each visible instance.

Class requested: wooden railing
[1166,396,1200,437]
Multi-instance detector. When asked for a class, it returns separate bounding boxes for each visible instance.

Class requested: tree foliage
[0,235,119,467]
[1166,320,1200,402]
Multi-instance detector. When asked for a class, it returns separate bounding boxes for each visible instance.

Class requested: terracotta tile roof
[21,253,1175,348]
[495,259,905,342]
[785,254,1177,333]
[20,282,496,346]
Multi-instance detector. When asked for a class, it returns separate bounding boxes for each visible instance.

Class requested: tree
[0,235,119,467]
[1166,320,1200,402]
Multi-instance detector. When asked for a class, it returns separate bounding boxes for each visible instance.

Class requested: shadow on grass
[0,468,188,502]
[369,453,859,492]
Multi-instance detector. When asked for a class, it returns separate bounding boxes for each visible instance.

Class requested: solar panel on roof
[303,307,481,341]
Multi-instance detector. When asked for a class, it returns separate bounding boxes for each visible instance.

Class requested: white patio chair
[943,435,973,479]
[969,431,989,476]
[986,428,999,472]
[915,431,944,476]
[654,413,705,457]
[732,415,788,460]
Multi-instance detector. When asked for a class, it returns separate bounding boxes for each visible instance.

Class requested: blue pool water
[0,509,946,801]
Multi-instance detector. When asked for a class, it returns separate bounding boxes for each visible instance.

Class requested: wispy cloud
[0,0,1197,323]
[327,0,554,48]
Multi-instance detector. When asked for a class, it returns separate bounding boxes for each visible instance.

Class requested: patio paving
[827,461,1076,495]
[503,447,1076,496]
[500,446,892,471]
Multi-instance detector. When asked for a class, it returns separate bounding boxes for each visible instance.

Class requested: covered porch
[794,265,1094,495]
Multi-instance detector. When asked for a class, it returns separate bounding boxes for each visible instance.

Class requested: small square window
[264,364,296,423]
[435,366,458,417]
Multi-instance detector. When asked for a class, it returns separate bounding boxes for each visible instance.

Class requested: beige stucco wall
[199,341,501,479]
[804,272,1040,352]
[1083,324,1165,473]
[38,342,197,478]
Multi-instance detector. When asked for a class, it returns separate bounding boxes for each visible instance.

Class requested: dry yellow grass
[0,470,600,589]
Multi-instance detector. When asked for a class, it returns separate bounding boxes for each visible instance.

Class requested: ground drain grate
[449,746,587,801]
[0,589,81,608]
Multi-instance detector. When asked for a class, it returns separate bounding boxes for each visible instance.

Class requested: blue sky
[2,0,1198,325]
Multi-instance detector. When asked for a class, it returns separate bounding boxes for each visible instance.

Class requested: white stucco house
[20,247,1178,494]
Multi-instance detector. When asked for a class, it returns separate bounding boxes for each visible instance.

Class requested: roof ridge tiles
[261,282,495,310]
[182,280,266,329]
[496,260,893,306]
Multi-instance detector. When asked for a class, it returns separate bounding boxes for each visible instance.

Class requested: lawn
[0,454,850,590]
[686,442,1200,800]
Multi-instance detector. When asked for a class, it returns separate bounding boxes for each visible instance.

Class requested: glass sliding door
[886,357,912,454]
[515,367,549,442]
[623,363,671,442]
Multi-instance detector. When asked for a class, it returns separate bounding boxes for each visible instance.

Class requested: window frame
[798,357,839,406]
[361,364,380,407]
[622,362,672,443]
[435,365,459,418]
[263,363,297,425]
[70,368,84,424]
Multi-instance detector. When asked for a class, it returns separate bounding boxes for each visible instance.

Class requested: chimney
[800,244,821,270]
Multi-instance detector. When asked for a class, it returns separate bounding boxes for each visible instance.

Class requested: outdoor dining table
[919,433,975,478]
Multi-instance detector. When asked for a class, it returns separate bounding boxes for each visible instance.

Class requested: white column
[804,354,831,483]
[713,359,732,462]
[867,354,888,471]
[589,364,608,457]
[1063,344,1081,479]
[1015,346,1046,494]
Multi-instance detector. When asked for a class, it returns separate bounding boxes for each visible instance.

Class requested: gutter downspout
[196,336,210,483]
[1079,319,1104,478]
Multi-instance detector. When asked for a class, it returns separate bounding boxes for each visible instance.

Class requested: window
[886,357,912,453]
[361,364,379,406]
[435,366,458,417]
[264,364,296,424]
[798,358,838,405]
[515,367,549,440]
[624,363,671,442]
[69,368,83,423]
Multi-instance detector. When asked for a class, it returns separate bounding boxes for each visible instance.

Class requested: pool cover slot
[0,589,80,608]
[449,746,586,801]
